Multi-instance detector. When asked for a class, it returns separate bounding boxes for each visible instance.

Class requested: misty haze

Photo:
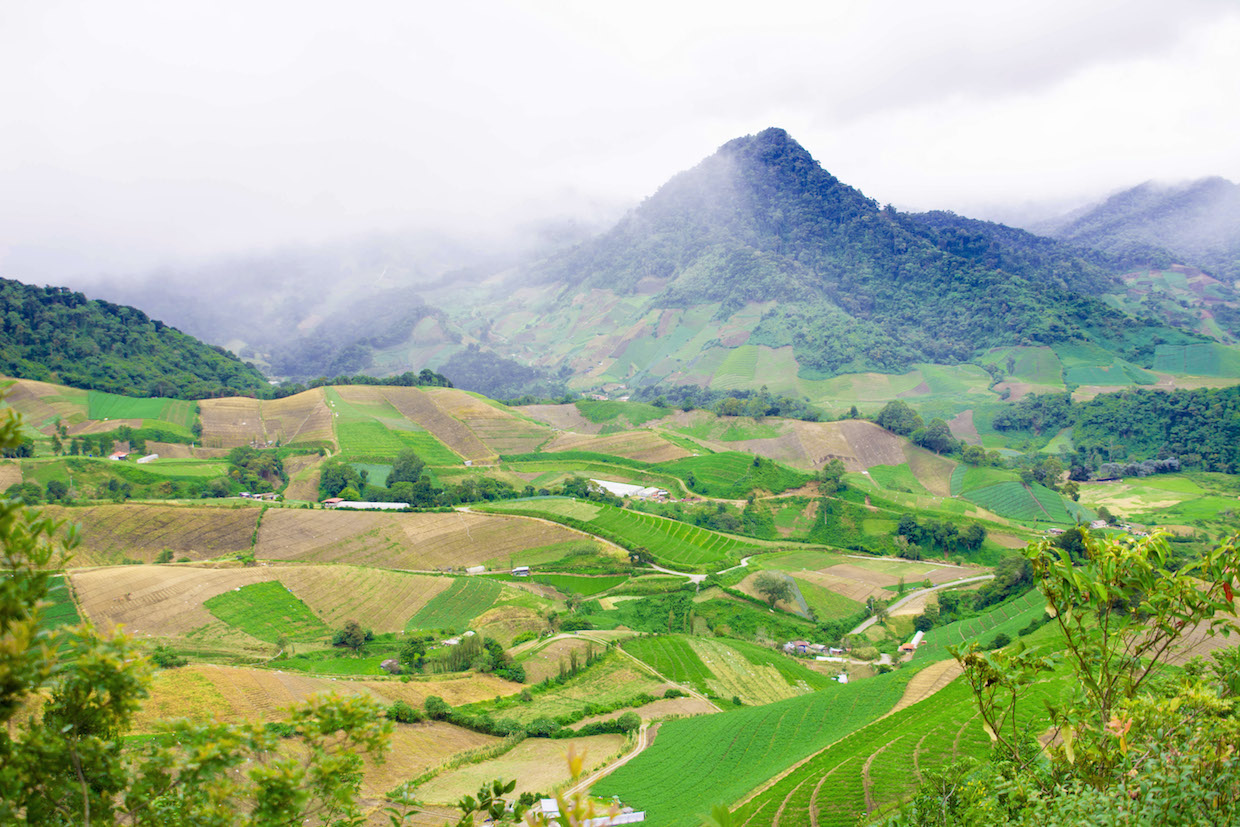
[1,3,1238,826]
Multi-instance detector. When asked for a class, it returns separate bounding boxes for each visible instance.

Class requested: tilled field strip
[380,387,493,462]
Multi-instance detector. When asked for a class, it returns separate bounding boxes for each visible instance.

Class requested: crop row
[87,390,195,428]
[912,590,1045,660]
[622,635,715,690]
[739,669,1070,825]
[405,577,502,632]
[203,581,329,643]
[482,499,748,570]
[593,669,914,827]
[963,481,1061,523]
[721,638,835,691]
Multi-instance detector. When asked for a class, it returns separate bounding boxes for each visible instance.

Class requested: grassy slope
[592,668,916,827]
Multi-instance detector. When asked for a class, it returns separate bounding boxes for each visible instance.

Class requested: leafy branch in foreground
[891,531,1240,825]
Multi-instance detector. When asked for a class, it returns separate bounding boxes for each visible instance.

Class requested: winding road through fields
[849,574,995,635]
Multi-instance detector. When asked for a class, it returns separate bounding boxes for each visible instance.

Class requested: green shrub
[386,700,422,724]
[425,695,451,721]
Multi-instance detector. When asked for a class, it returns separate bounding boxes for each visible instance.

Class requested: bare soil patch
[546,430,691,463]
[426,389,549,455]
[416,734,626,804]
[0,461,21,490]
[261,388,335,445]
[793,570,886,604]
[361,723,499,798]
[71,564,282,636]
[573,696,715,728]
[380,387,492,462]
[947,410,981,445]
[839,420,907,469]
[520,638,601,683]
[516,404,603,434]
[904,445,956,497]
[256,509,582,570]
[199,397,264,448]
[49,503,259,564]
[472,605,549,647]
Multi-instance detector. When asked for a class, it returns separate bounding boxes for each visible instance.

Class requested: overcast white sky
[2,0,1238,282]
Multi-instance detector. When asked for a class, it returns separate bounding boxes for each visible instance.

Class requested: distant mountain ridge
[0,277,269,398]
[498,128,1196,379]
[1037,176,1240,281]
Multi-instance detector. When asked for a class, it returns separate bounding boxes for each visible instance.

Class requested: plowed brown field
[903,445,956,497]
[283,454,323,502]
[516,403,603,434]
[545,430,691,463]
[48,504,260,565]
[71,564,280,635]
[2,379,88,433]
[256,509,583,570]
[380,387,492,462]
[72,563,453,636]
[416,734,626,804]
[199,397,264,448]
[472,605,548,647]
[947,410,981,445]
[132,663,518,732]
[427,389,550,455]
[261,388,335,445]
[726,420,909,471]
[0,461,20,490]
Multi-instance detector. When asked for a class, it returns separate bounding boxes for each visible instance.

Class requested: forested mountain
[0,277,269,398]
[516,128,1196,376]
[1037,177,1240,281]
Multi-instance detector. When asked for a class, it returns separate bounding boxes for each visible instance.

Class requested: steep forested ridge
[1041,177,1240,281]
[524,128,1192,375]
[0,278,268,398]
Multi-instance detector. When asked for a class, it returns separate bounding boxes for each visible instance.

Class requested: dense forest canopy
[994,386,1240,473]
[0,278,269,398]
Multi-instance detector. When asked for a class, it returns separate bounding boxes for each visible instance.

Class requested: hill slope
[419,128,1200,394]
[0,277,268,397]
[1040,177,1240,283]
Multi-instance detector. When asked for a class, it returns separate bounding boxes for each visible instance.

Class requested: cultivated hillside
[411,128,1204,398]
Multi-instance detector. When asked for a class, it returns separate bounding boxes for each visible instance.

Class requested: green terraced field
[481,498,754,570]
[962,481,1074,523]
[532,573,629,596]
[489,572,630,596]
[721,638,836,690]
[405,577,502,632]
[950,465,1016,496]
[868,463,930,495]
[657,452,812,499]
[1152,342,1240,376]
[912,589,1046,661]
[203,581,329,643]
[575,400,670,426]
[1053,343,1157,386]
[393,429,461,465]
[791,576,865,620]
[87,390,196,429]
[622,635,715,690]
[593,668,915,827]
[336,420,409,457]
[713,345,761,389]
[39,575,82,637]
